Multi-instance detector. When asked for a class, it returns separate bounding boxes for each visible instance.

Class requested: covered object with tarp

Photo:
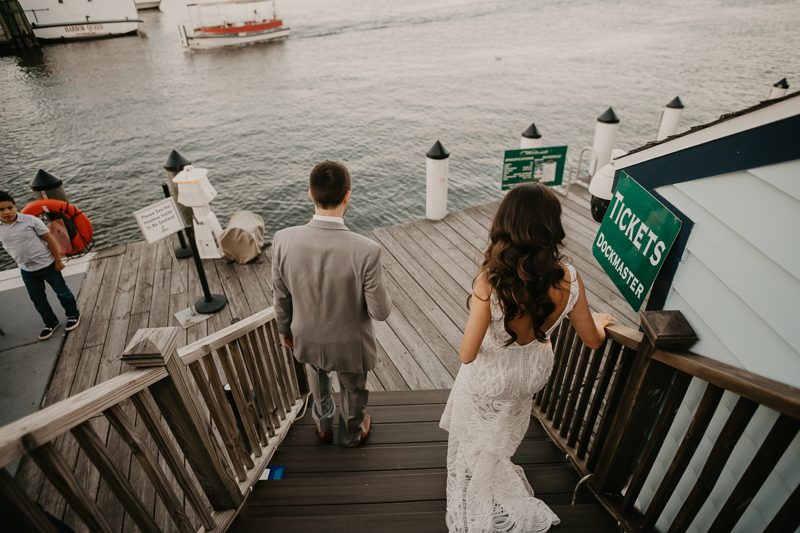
[219,211,265,264]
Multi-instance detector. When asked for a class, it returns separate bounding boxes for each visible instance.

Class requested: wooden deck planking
[89,243,144,533]
[139,239,182,533]
[399,223,475,294]
[12,191,638,530]
[372,344,411,391]
[373,320,435,390]
[69,246,143,532]
[382,273,460,373]
[426,217,484,268]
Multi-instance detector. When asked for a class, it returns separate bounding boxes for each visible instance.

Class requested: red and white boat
[178,0,289,49]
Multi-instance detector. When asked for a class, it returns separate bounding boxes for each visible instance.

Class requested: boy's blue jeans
[20,262,79,328]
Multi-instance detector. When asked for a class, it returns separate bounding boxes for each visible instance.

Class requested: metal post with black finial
[426,140,450,220]
[162,150,194,259]
[29,169,77,240]
[520,123,543,149]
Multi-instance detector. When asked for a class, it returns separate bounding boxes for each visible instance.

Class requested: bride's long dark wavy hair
[474,183,568,346]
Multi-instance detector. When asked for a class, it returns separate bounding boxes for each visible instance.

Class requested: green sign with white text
[502,146,567,190]
[592,171,682,312]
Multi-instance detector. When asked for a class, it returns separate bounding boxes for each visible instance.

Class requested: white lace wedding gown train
[440,265,580,533]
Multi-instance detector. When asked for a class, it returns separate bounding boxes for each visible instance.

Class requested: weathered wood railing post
[592,310,698,495]
[121,327,243,512]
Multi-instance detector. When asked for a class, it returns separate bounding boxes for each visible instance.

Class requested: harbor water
[1,0,799,271]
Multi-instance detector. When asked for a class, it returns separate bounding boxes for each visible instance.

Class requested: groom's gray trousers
[307,364,368,448]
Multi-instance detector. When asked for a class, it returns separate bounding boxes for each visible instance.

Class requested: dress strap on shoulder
[565,264,580,313]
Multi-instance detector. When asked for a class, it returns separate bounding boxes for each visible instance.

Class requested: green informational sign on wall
[502,146,567,190]
[592,171,682,312]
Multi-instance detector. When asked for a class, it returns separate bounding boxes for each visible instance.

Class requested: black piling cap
[666,96,684,109]
[521,123,542,139]
[426,140,450,160]
[597,107,620,124]
[163,149,192,171]
[30,169,63,191]
[774,78,789,89]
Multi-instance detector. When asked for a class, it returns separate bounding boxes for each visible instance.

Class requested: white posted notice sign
[133,198,186,245]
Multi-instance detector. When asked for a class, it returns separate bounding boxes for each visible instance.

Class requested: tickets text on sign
[591,172,682,312]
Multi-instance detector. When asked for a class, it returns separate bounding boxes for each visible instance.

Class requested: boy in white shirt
[0,191,81,340]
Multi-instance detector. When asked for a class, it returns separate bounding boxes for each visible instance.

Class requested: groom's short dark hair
[309,161,351,209]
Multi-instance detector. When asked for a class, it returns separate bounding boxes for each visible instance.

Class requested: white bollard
[656,96,684,141]
[589,107,620,176]
[426,140,450,220]
[520,123,543,149]
[767,78,789,99]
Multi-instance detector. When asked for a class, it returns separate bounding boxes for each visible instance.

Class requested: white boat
[20,0,141,41]
[135,0,161,10]
[178,0,289,49]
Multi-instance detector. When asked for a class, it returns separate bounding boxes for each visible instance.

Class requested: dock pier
[3,183,633,531]
[6,183,792,532]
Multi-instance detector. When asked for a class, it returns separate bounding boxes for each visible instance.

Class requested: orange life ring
[21,199,93,254]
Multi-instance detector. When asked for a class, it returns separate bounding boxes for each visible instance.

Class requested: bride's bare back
[460,266,612,363]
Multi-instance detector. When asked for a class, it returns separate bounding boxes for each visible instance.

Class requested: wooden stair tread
[294,403,448,425]
[230,504,618,533]
[355,389,452,405]
[270,438,566,473]
[250,464,583,507]
[283,419,549,446]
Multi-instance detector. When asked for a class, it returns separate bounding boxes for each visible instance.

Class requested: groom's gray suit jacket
[271,218,392,373]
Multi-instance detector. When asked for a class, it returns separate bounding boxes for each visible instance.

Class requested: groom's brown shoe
[355,414,372,447]
[315,425,333,445]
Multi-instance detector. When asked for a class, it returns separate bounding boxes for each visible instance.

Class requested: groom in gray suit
[272,161,392,447]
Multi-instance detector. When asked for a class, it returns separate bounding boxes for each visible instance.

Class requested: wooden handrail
[0,367,166,468]
[597,321,800,420]
[605,322,642,350]
[653,348,800,421]
[534,310,800,533]
[0,306,307,533]
[178,307,276,364]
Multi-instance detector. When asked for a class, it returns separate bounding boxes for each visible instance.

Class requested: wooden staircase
[230,390,619,533]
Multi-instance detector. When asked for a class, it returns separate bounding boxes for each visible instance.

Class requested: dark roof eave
[616,90,800,161]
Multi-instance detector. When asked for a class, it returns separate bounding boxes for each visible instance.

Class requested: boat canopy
[186,0,278,30]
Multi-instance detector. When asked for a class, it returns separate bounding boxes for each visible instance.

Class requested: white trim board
[616,94,800,170]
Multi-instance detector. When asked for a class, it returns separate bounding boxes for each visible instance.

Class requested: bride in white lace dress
[440,184,613,533]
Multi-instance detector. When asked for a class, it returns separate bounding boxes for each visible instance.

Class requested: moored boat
[178,0,289,49]
[19,0,142,41]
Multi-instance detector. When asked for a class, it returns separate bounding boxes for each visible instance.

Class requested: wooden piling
[0,0,38,53]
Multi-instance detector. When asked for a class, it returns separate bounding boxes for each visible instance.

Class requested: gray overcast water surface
[1,0,799,271]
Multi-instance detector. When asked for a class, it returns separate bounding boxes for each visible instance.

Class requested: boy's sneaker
[39,323,60,340]
[65,313,81,332]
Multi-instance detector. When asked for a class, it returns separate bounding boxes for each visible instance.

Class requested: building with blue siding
[609,91,800,533]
